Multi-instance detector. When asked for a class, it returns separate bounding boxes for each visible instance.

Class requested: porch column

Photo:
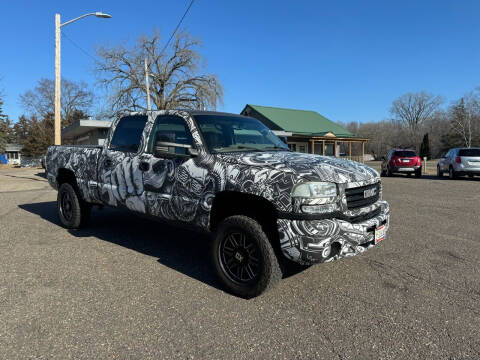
[348,142,352,157]
[310,139,315,154]
[334,140,337,157]
[361,141,365,163]
[322,140,325,155]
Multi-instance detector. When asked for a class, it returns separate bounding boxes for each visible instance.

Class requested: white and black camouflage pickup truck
[46,110,390,297]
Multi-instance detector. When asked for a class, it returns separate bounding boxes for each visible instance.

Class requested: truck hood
[217,151,379,184]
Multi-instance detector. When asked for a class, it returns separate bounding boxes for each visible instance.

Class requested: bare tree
[449,91,480,147]
[390,91,443,147]
[19,78,94,126]
[95,30,223,115]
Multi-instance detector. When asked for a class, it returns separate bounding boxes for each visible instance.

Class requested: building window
[6,152,19,160]
[288,142,308,153]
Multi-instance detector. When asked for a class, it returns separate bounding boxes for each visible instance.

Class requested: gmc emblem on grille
[364,188,377,198]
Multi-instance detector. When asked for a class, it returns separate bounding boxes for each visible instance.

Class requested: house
[0,144,23,165]
[240,104,368,161]
[62,119,112,145]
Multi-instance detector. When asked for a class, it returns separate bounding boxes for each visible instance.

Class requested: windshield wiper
[262,146,291,151]
[212,145,264,153]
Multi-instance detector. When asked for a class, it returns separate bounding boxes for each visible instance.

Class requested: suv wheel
[415,168,422,178]
[448,166,457,180]
[212,215,282,298]
[387,166,393,177]
[437,166,443,177]
[57,183,91,229]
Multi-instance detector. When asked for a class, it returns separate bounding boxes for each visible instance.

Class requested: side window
[109,115,148,152]
[148,115,193,155]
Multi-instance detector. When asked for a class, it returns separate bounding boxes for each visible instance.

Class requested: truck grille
[345,182,380,210]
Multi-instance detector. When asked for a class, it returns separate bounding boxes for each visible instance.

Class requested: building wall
[72,128,109,145]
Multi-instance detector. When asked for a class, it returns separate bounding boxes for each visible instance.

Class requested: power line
[61,30,97,62]
[159,0,195,55]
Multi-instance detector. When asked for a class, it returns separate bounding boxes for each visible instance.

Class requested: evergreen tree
[419,133,431,159]
[0,94,14,153]
[17,113,55,157]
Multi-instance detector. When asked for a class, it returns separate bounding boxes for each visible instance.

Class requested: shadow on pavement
[3,174,47,182]
[18,201,223,291]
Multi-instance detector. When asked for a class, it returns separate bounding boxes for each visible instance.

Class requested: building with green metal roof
[240,104,368,160]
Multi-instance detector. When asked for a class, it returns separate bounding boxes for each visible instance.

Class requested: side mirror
[154,141,197,157]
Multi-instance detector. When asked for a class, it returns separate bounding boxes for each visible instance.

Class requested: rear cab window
[110,115,148,152]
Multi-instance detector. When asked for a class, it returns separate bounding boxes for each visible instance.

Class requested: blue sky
[1,0,479,124]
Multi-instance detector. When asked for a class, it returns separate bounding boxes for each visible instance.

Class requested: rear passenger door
[97,115,149,212]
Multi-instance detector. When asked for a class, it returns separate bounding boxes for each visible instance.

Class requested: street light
[54,12,111,145]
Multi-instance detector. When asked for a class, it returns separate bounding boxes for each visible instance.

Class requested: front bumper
[277,201,390,265]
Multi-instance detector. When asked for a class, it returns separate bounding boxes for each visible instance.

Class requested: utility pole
[54,14,61,145]
[54,12,111,145]
[145,57,151,111]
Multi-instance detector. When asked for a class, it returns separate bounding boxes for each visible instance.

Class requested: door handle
[139,161,150,171]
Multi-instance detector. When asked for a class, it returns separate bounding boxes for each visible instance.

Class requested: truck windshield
[193,114,289,153]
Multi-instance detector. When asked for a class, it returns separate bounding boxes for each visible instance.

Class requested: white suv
[437,148,480,179]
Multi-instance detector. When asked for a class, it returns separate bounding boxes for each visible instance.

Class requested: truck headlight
[291,182,338,199]
[292,182,339,214]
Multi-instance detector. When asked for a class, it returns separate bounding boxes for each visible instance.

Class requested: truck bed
[45,145,103,203]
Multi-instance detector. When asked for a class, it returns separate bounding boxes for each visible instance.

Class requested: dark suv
[381,149,422,177]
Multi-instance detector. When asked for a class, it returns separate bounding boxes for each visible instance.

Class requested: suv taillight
[456,156,461,163]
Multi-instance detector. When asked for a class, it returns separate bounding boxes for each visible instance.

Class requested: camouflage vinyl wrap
[46,110,390,265]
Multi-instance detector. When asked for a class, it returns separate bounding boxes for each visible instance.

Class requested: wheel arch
[56,168,77,187]
[209,191,279,243]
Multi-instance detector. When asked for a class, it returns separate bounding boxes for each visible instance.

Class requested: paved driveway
[0,168,479,359]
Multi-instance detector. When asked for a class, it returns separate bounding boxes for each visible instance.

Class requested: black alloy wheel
[60,188,74,222]
[219,231,261,284]
[437,166,443,177]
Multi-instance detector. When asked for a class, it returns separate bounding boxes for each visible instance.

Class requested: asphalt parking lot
[0,166,479,359]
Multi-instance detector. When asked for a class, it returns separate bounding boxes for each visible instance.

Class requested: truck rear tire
[57,183,91,229]
[212,215,282,298]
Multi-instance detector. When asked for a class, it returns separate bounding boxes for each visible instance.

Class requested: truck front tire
[212,215,282,298]
[57,183,91,229]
